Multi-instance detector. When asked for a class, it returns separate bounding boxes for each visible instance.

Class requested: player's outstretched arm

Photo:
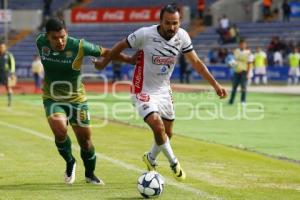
[185,50,228,99]
[93,39,133,70]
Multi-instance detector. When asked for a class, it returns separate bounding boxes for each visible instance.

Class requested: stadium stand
[194,21,300,61]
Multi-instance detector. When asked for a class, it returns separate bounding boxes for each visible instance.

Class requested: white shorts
[254,67,267,75]
[289,67,300,77]
[131,93,175,121]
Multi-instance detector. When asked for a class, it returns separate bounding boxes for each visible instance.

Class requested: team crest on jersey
[42,46,50,56]
[65,51,73,58]
[152,55,176,65]
[173,38,181,46]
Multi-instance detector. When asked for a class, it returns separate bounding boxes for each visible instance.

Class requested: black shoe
[65,158,76,184]
[85,173,105,185]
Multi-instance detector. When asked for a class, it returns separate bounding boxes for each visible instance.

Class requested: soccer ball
[137,171,164,198]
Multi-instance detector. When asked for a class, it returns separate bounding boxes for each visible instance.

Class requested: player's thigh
[132,93,159,121]
[69,101,91,127]
[43,99,69,139]
[232,73,241,89]
[157,94,175,121]
[241,72,248,90]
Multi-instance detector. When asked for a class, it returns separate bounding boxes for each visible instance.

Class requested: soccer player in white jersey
[94,4,227,181]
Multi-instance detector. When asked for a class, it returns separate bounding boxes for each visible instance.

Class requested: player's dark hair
[160,3,180,20]
[45,18,66,33]
[239,38,246,43]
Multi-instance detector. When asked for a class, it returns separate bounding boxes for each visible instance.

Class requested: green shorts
[43,99,90,127]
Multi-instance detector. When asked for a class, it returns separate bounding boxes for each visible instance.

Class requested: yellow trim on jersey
[99,46,103,56]
[72,39,84,71]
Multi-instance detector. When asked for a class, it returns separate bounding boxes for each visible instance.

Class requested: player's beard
[161,29,176,40]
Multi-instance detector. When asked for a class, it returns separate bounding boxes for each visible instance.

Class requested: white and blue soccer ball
[137,171,164,198]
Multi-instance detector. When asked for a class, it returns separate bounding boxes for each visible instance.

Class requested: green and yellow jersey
[36,33,102,102]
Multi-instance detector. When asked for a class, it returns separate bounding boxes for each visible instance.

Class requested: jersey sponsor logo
[161,66,167,73]
[42,46,50,56]
[41,56,72,64]
[65,51,73,58]
[131,50,144,94]
[152,55,176,65]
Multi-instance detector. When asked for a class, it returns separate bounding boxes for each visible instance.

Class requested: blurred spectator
[217,48,228,63]
[208,48,218,64]
[262,0,272,21]
[197,0,205,20]
[268,36,285,53]
[217,15,238,44]
[229,25,240,42]
[31,55,44,93]
[112,60,122,82]
[38,0,53,31]
[254,47,268,84]
[273,51,283,67]
[287,47,300,85]
[203,8,213,26]
[282,0,291,22]
[179,54,191,84]
[219,15,230,30]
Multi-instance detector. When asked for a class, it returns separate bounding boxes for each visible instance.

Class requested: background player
[0,41,16,107]
[229,39,253,105]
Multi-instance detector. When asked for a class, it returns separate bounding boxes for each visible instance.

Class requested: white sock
[262,76,267,84]
[288,77,292,85]
[149,142,162,163]
[160,137,177,165]
[294,77,299,85]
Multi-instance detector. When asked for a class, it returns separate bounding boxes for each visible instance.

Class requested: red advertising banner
[71,7,161,23]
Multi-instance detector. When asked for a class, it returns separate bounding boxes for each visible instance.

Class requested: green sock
[81,147,96,177]
[7,92,12,106]
[55,136,74,163]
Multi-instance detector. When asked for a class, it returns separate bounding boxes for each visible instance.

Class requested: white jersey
[127,25,193,94]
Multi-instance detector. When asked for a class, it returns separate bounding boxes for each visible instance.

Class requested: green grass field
[0,91,299,200]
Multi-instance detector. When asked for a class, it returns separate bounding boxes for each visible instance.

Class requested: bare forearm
[194,59,219,88]
[105,50,132,64]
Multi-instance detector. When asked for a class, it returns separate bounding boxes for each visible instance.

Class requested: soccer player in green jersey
[36,18,135,185]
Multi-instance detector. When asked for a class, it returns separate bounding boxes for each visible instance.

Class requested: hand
[214,84,228,99]
[128,51,138,65]
[92,58,106,70]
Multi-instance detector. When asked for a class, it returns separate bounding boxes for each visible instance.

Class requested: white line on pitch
[0,120,221,200]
